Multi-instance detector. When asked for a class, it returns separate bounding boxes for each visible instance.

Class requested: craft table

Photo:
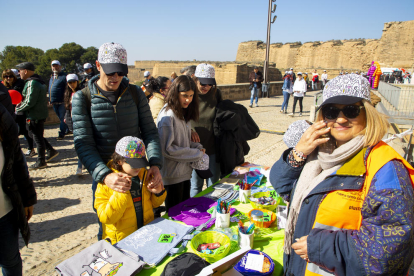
[138,180,285,276]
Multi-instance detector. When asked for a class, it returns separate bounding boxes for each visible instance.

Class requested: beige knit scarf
[284,135,365,254]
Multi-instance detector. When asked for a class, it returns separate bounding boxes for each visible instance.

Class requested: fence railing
[377,81,414,123]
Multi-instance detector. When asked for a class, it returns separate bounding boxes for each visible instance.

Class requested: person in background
[79,63,96,89]
[143,71,151,84]
[94,136,166,244]
[15,62,59,170]
[149,76,171,123]
[11,69,20,79]
[270,74,414,276]
[288,72,307,117]
[49,60,68,139]
[157,75,204,211]
[248,67,263,108]
[312,69,319,91]
[180,65,197,77]
[291,68,296,83]
[1,70,35,157]
[190,64,222,197]
[170,72,177,82]
[281,71,293,114]
[0,101,37,276]
[64,74,83,176]
[321,70,328,90]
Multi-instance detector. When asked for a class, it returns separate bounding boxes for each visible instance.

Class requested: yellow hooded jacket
[94,162,167,244]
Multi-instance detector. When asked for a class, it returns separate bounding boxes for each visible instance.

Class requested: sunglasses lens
[107,72,124,77]
[322,106,339,120]
[343,106,361,118]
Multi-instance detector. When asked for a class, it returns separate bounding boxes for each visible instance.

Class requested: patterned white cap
[83,63,93,69]
[115,136,149,168]
[144,71,150,77]
[283,120,312,148]
[190,153,209,170]
[66,74,78,82]
[319,73,370,110]
[195,63,216,85]
[98,42,128,75]
[51,60,61,65]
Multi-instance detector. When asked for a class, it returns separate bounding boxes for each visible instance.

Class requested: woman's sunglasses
[200,83,212,87]
[322,105,364,120]
[3,75,14,78]
[106,72,125,77]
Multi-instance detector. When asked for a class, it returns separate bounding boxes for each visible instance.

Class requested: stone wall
[131,61,282,84]
[219,81,283,101]
[236,20,414,72]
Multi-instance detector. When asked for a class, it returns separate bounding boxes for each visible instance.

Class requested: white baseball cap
[51,60,61,66]
[144,71,151,77]
[98,42,128,75]
[83,63,93,69]
[66,74,79,82]
[11,69,19,76]
[297,72,303,75]
[195,63,216,85]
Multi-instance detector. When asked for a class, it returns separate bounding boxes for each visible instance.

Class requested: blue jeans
[53,103,68,138]
[281,91,290,111]
[0,210,22,276]
[312,81,318,91]
[92,180,103,240]
[250,87,259,105]
[190,154,221,197]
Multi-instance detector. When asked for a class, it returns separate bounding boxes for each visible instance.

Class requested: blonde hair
[316,100,389,147]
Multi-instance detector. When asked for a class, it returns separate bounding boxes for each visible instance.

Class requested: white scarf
[284,136,365,254]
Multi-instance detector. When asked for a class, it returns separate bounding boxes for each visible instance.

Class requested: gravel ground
[3,90,413,275]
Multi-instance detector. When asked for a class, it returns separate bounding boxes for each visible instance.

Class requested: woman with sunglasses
[189,64,222,197]
[270,74,414,276]
[149,76,171,122]
[1,69,35,156]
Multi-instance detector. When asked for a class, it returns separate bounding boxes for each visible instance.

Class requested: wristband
[288,151,305,168]
[155,189,166,197]
[293,148,307,160]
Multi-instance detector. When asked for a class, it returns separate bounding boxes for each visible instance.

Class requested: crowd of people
[0,41,413,276]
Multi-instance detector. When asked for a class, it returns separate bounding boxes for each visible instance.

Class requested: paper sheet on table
[245,253,264,272]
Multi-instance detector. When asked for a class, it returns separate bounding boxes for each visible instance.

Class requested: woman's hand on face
[295,120,330,156]
[200,148,206,154]
[191,130,200,143]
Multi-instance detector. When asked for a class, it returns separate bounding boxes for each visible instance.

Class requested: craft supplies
[197,243,221,252]
[248,209,277,228]
[249,191,282,212]
[190,231,231,263]
[238,226,254,249]
[234,249,275,276]
[216,198,231,214]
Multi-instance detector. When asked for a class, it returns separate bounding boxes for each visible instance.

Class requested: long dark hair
[165,75,199,122]
[156,76,169,94]
[64,80,79,110]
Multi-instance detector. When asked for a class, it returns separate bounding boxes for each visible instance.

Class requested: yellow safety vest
[305,142,414,275]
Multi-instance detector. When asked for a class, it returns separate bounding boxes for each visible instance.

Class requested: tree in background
[0,43,98,81]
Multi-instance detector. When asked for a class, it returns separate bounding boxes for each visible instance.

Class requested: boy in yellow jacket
[94,136,166,244]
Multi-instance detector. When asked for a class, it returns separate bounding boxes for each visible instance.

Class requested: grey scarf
[284,136,365,254]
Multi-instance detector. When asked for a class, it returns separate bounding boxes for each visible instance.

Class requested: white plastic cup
[239,189,251,203]
[215,212,230,228]
[238,227,254,248]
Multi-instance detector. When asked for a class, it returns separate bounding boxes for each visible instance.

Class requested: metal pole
[263,0,272,86]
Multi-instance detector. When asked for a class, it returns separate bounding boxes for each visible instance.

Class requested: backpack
[81,83,140,112]
[160,253,210,276]
[314,75,319,82]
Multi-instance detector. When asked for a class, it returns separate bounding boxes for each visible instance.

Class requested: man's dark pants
[29,119,54,161]
[53,103,68,138]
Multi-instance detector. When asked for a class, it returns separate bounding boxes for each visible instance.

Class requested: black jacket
[0,82,15,119]
[0,102,37,246]
[79,71,96,89]
[214,100,260,177]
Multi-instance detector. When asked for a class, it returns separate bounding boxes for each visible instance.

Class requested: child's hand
[200,148,206,154]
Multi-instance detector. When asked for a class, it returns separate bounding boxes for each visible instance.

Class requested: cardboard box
[196,247,250,276]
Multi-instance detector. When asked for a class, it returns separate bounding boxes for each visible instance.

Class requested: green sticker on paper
[158,233,176,243]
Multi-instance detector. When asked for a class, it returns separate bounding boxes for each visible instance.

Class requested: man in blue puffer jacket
[72,42,163,240]
[49,60,68,139]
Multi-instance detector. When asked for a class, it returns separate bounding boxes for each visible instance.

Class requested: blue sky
[1,0,413,64]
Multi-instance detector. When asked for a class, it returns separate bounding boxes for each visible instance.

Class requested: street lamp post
[262,0,277,98]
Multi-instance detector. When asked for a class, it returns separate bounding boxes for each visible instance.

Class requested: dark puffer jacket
[0,102,37,246]
[72,75,162,183]
[49,72,67,103]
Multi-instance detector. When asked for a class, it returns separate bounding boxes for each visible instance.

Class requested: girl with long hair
[157,75,205,211]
